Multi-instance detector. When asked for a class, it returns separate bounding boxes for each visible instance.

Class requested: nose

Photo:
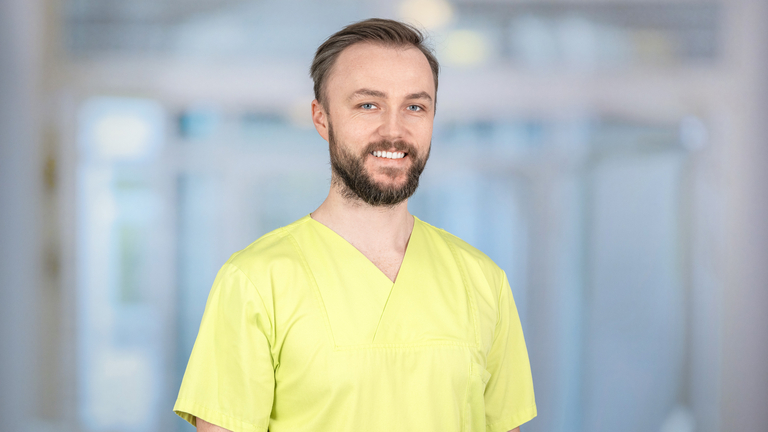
[377,110,406,140]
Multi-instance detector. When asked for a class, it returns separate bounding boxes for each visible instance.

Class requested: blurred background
[2,0,768,431]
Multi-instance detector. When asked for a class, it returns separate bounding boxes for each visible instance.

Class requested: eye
[407,105,423,112]
[360,103,376,110]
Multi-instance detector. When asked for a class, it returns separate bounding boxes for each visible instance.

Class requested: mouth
[370,150,407,160]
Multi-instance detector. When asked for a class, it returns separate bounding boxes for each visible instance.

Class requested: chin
[372,176,408,189]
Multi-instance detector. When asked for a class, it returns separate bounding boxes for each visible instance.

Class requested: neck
[310,182,414,252]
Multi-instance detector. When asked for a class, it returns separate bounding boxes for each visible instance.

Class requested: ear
[311,99,329,142]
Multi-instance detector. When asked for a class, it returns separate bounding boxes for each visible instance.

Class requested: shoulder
[225,216,312,283]
[416,218,512,350]
[415,217,506,292]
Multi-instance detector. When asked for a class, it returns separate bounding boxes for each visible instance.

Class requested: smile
[371,151,406,159]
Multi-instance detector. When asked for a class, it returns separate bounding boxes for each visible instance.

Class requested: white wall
[0,0,44,429]
[721,1,768,430]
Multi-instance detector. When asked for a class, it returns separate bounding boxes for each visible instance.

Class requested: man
[174,18,536,432]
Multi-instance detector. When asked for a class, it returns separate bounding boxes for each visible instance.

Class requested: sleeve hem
[486,403,538,432]
[173,398,268,432]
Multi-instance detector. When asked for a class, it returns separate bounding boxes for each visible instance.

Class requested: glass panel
[582,149,686,432]
[77,97,167,432]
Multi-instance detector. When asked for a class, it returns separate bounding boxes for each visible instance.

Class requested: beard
[328,122,430,207]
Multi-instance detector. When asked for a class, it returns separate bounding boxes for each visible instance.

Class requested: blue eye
[361,103,375,109]
[407,105,422,111]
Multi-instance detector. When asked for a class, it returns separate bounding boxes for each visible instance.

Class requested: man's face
[313,42,435,206]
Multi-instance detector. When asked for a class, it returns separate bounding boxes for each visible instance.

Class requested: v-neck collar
[305,214,419,285]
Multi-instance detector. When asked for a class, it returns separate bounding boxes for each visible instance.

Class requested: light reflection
[398,0,454,30]
[443,29,489,67]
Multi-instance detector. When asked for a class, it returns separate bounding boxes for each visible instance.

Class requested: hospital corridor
[2,1,768,431]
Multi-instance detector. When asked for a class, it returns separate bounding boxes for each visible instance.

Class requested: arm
[196,417,232,432]
[484,271,537,431]
[174,263,276,431]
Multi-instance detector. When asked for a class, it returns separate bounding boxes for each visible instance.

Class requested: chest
[269,257,493,431]
[352,245,404,282]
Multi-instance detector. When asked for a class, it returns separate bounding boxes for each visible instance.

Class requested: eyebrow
[348,88,387,100]
[405,91,433,103]
[348,88,434,104]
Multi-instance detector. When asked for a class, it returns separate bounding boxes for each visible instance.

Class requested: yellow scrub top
[174,215,536,432]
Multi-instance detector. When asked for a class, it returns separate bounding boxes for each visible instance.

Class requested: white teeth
[372,151,406,159]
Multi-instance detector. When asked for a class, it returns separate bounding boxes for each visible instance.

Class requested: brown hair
[310,18,440,108]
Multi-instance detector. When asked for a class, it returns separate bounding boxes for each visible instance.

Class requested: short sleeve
[174,262,275,432]
[484,271,537,432]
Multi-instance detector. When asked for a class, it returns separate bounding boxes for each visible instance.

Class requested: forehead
[325,42,435,101]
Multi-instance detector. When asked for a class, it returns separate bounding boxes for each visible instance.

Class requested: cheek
[414,123,433,144]
[339,119,377,140]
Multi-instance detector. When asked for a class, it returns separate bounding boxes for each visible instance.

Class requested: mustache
[362,140,416,155]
